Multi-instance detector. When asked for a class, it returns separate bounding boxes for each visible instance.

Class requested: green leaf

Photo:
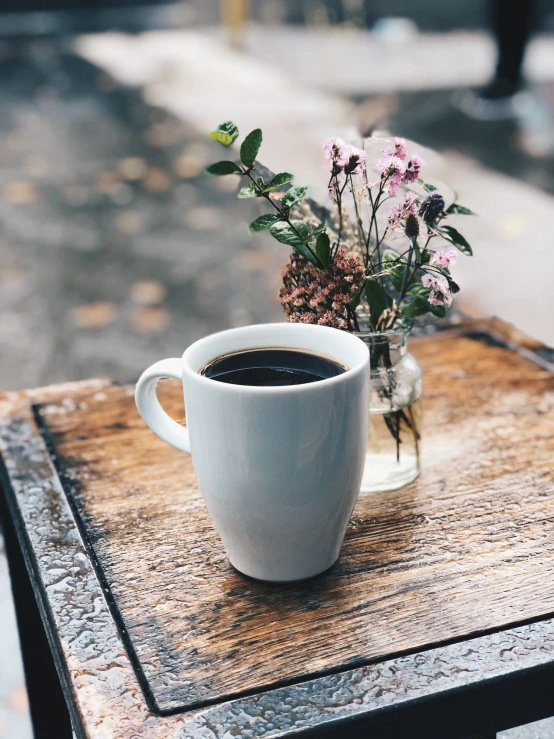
[312,222,326,235]
[269,220,309,246]
[209,131,233,146]
[270,221,319,267]
[291,244,320,267]
[350,289,361,311]
[315,233,330,267]
[237,182,258,198]
[282,186,308,210]
[404,283,446,318]
[400,298,429,318]
[205,161,242,176]
[364,278,390,323]
[249,214,281,232]
[441,225,473,255]
[209,121,239,146]
[406,282,429,298]
[428,302,446,318]
[240,128,262,168]
[417,178,437,192]
[382,249,411,292]
[446,203,476,216]
[401,284,432,318]
[420,249,432,265]
[432,264,451,278]
[264,172,294,192]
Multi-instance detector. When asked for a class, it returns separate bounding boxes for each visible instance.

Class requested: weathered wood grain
[7,397,554,739]
[31,322,554,713]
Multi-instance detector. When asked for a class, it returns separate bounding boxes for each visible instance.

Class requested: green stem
[398,237,416,302]
[336,178,349,245]
[245,169,322,268]
[348,175,367,252]
[367,182,390,307]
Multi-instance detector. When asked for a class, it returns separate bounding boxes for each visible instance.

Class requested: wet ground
[1,20,554,739]
[0,36,285,392]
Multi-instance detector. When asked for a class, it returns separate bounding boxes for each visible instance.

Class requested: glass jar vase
[357,326,422,493]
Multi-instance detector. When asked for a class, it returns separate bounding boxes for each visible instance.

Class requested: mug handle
[135,358,190,454]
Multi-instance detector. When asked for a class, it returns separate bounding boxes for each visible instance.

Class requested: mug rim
[181,323,369,394]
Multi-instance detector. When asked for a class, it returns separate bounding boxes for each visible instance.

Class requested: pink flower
[328,174,343,199]
[422,273,449,292]
[388,169,405,196]
[403,155,423,184]
[325,138,367,176]
[387,202,404,231]
[377,153,406,195]
[377,153,404,174]
[387,193,419,231]
[378,140,421,190]
[404,192,418,214]
[422,273,452,308]
[428,290,452,307]
[393,137,408,159]
[382,137,408,161]
[323,138,351,167]
[344,146,367,175]
[430,249,457,269]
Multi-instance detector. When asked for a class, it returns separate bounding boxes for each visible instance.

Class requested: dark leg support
[0,488,73,739]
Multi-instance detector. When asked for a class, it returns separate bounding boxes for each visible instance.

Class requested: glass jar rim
[354,321,412,342]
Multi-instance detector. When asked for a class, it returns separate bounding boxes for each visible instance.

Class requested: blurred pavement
[0,37,285,392]
[77,25,554,346]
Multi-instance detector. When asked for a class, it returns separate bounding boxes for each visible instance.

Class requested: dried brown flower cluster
[280,246,365,330]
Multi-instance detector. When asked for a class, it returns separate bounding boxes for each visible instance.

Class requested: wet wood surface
[26,319,554,714]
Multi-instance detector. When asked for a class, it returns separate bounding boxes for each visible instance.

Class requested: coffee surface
[200,348,345,386]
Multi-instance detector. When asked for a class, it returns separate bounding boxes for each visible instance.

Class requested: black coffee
[200,348,346,387]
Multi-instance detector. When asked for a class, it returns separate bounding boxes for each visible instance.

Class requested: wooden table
[2,317,554,739]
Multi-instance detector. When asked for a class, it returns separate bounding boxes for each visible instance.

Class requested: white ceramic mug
[135,323,369,582]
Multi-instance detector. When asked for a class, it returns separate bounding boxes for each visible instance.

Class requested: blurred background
[1,1,554,737]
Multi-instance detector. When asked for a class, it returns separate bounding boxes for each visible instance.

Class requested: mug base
[229,556,339,584]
